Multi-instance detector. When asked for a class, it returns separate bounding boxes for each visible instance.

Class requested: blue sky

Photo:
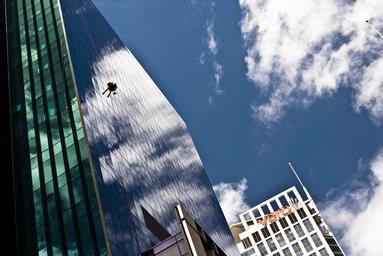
[93,0,383,254]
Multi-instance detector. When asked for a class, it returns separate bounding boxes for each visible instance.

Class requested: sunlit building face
[232,187,344,256]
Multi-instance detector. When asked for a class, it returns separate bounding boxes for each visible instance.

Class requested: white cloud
[207,21,218,56]
[199,52,206,65]
[213,178,250,224]
[205,19,225,105]
[239,0,383,124]
[212,62,224,96]
[356,57,383,123]
[322,148,383,256]
[208,95,214,105]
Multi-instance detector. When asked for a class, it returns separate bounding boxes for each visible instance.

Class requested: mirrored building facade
[4,0,238,255]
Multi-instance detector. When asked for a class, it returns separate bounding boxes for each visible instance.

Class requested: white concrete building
[231,186,344,256]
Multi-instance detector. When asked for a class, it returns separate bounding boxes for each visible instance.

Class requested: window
[273,253,281,256]
[241,248,255,256]
[16,104,22,111]
[303,219,314,232]
[257,242,268,256]
[279,196,289,207]
[279,217,289,228]
[270,200,280,211]
[261,227,271,238]
[253,209,261,218]
[324,237,337,246]
[243,213,252,221]
[48,107,55,117]
[287,191,297,200]
[252,231,262,243]
[32,168,40,191]
[309,253,317,256]
[319,248,330,256]
[288,213,298,224]
[275,233,286,247]
[282,247,292,256]
[319,225,329,235]
[262,205,271,215]
[314,215,322,226]
[242,237,252,249]
[270,222,280,233]
[285,228,296,242]
[311,233,323,247]
[297,208,307,219]
[292,242,304,256]
[309,207,316,214]
[301,238,313,252]
[266,238,277,252]
[330,245,342,253]
[294,223,305,237]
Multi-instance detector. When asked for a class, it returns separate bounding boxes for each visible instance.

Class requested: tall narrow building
[231,187,344,256]
[4,0,237,255]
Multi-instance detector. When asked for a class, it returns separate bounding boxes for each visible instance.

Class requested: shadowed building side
[0,0,17,254]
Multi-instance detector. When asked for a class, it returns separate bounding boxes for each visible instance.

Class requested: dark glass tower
[5,0,238,255]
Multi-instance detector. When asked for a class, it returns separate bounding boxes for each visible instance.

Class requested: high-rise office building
[3,0,237,255]
[231,186,344,256]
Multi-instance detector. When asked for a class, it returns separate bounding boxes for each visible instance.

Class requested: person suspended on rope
[102,82,118,97]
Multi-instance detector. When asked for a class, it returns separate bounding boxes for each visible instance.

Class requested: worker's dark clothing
[102,82,118,97]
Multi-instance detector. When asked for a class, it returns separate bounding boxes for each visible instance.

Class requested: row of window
[246,213,315,248]
[243,231,324,256]
[243,191,307,220]
[271,246,329,256]
[245,206,308,234]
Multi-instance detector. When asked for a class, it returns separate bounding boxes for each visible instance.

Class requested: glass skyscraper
[4,0,237,255]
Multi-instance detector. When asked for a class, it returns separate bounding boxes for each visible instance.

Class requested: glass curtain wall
[6,0,107,255]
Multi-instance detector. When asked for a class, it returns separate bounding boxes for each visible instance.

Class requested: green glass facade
[6,0,107,255]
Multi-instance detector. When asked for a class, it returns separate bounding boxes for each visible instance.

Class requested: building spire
[288,162,312,201]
